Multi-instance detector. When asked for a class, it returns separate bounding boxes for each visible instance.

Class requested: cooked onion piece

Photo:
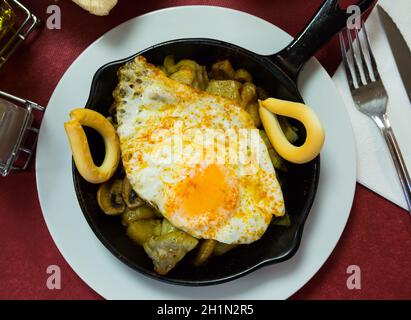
[64,108,120,184]
[259,98,325,164]
[193,239,217,266]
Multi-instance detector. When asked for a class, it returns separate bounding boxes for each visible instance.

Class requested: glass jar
[0,0,15,42]
[0,90,44,177]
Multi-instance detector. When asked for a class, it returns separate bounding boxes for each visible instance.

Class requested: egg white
[114,56,285,244]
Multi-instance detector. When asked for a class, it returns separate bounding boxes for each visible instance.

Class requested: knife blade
[377,5,411,103]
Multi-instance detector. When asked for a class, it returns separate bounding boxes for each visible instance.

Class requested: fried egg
[113,56,285,244]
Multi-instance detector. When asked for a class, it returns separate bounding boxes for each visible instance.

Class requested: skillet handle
[272,0,375,80]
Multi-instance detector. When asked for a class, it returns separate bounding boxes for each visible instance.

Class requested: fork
[339,21,411,214]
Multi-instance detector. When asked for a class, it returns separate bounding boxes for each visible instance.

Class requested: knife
[377,5,411,104]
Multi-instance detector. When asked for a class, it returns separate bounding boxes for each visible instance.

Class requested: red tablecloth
[0,0,410,300]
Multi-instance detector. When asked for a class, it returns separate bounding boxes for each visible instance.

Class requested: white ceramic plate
[36,6,356,299]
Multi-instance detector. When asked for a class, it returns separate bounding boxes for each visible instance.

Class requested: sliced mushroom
[97,179,125,215]
[122,176,143,209]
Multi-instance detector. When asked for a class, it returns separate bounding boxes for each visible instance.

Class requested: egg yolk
[175,164,239,221]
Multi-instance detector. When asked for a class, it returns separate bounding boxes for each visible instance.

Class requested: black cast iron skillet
[73,0,374,286]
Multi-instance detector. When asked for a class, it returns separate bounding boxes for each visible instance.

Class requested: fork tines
[339,21,380,91]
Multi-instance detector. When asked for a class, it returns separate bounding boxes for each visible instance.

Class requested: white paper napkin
[332,0,411,210]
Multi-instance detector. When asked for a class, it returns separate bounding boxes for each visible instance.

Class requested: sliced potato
[166,58,209,90]
[213,242,238,256]
[234,69,253,83]
[193,239,216,266]
[240,82,257,108]
[175,59,200,72]
[195,66,209,91]
[97,179,125,215]
[121,205,157,226]
[170,69,195,86]
[206,80,242,101]
[163,55,176,74]
[211,60,236,80]
[126,219,161,246]
[144,231,199,275]
[161,219,177,235]
[245,102,262,128]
